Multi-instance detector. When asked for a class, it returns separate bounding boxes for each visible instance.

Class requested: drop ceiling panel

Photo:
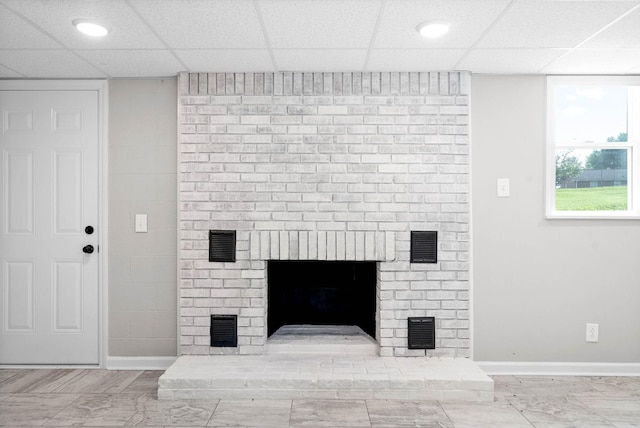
[76,50,184,77]
[0,50,106,78]
[477,1,638,48]
[1,0,165,49]
[176,50,275,72]
[457,48,568,74]
[0,4,62,49]
[1,0,639,76]
[129,0,266,49]
[258,0,380,48]
[273,49,368,71]
[367,49,465,72]
[581,6,640,48]
[542,48,640,74]
[374,0,511,49]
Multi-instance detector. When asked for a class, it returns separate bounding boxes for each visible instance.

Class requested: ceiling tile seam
[72,48,185,52]
[536,2,640,74]
[155,48,272,51]
[362,0,386,72]
[0,1,112,78]
[451,0,519,70]
[0,1,65,49]
[368,48,470,52]
[253,0,279,72]
[0,62,27,78]
[68,53,111,79]
[123,0,189,73]
[272,49,371,52]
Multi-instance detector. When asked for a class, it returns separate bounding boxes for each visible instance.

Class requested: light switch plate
[135,214,148,233]
[497,178,510,197]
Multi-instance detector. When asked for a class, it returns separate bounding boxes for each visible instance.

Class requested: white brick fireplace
[178,71,471,358]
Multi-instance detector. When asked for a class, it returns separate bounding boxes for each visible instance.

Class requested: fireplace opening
[267,261,376,338]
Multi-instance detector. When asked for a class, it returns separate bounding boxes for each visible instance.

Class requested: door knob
[85,226,94,235]
[82,245,94,254]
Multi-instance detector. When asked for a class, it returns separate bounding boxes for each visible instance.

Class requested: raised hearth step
[158,355,494,402]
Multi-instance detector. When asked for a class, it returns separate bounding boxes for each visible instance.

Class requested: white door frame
[0,80,109,368]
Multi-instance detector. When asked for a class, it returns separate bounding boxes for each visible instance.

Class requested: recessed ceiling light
[73,19,109,37]
[416,21,450,39]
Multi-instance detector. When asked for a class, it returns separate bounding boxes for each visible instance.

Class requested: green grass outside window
[556,186,627,211]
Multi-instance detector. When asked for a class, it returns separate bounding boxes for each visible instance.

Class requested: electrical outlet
[586,323,599,343]
[497,178,510,197]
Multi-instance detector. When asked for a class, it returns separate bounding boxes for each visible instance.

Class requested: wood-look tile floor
[1,369,639,427]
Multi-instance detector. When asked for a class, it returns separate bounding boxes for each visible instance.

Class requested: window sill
[546,211,640,220]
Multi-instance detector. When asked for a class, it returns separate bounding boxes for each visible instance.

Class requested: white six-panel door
[0,90,99,364]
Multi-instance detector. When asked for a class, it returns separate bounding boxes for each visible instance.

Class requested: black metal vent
[408,317,435,349]
[210,315,237,347]
[209,230,236,262]
[410,231,437,263]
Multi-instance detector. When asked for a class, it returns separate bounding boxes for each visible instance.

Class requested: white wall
[472,75,640,363]
[109,79,178,356]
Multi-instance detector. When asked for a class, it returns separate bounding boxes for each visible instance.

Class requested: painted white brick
[318,105,348,115]
[326,231,336,261]
[386,232,396,261]
[250,231,260,260]
[179,72,470,357]
[299,231,308,260]
[336,231,346,260]
[308,231,318,259]
[242,96,272,105]
[317,231,327,260]
[270,231,279,259]
[259,231,269,260]
[289,231,299,260]
[365,231,375,260]
[279,231,289,260]
[355,232,365,261]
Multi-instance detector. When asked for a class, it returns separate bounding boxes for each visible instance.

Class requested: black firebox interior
[267,261,376,338]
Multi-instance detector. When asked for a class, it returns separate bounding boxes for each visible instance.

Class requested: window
[547,76,640,218]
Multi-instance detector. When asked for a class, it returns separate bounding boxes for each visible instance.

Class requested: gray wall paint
[105,75,640,362]
[109,79,178,356]
[471,75,640,363]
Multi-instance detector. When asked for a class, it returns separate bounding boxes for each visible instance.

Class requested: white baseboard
[106,356,177,370]
[477,361,640,376]
[0,364,101,369]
